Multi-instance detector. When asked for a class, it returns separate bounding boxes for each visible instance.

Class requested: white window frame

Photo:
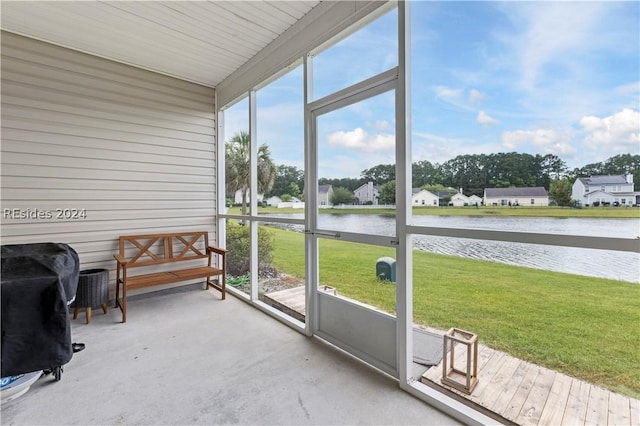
[216,2,640,424]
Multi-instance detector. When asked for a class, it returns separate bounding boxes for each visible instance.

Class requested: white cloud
[327,128,394,153]
[580,108,640,150]
[431,86,479,113]
[501,128,575,154]
[501,2,605,91]
[434,86,463,102]
[613,81,640,97]
[477,111,499,125]
[374,120,392,131]
[469,89,486,104]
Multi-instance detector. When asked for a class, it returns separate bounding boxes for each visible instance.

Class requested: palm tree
[225,131,277,216]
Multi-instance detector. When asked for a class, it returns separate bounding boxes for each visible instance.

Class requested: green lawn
[266,226,640,399]
[229,205,640,218]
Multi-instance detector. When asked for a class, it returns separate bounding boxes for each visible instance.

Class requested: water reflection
[412,236,638,283]
[263,213,640,283]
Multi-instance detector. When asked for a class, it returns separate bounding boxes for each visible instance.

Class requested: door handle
[305,230,341,239]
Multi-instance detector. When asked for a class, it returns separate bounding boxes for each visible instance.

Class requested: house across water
[572,174,639,207]
[483,187,549,207]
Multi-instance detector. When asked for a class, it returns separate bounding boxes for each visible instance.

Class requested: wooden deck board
[423,359,443,382]
[476,344,497,371]
[261,286,306,321]
[468,351,509,404]
[538,372,573,426]
[490,361,531,414]
[502,364,541,421]
[608,392,631,426]
[515,367,556,426]
[477,355,522,409]
[629,397,640,426]
[585,385,610,425]
[563,379,591,425]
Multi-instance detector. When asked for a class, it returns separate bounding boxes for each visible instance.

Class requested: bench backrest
[118,231,210,268]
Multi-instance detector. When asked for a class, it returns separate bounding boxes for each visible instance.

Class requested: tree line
[225,131,638,207]
[271,153,638,199]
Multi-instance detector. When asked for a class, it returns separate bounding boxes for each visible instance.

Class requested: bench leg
[122,285,127,323]
[221,274,226,300]
[115,279,120,309]
[206,277,225,300]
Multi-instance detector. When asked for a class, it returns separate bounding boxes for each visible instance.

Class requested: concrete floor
[1,287,461,425]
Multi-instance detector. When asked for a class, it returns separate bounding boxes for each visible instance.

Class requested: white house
[412,188,439,207]
[277,198,304,209]
[450,192,469,207]
[318,184,333,207]
[354,181,379,205]
[272,186,330,207]
[234,190,263,205]
[450,193,481,207]
[265,195,282,206]
[571,174,638,206]
[484,187,549,206]
[468,195,483,206]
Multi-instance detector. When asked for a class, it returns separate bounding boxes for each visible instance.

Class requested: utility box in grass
[376,257,396,282]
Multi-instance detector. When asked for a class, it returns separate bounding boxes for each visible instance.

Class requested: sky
[223,1,640,180]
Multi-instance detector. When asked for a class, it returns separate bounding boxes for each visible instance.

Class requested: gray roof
[578,175,628,185]
[484,187,548,197]
[354,182,379,192]
[318,185,332,193]
[434,191,452,197]
[412,188,439,196]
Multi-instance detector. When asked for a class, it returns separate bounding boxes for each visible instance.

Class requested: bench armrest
[207,246,227,256]
[114,254,128,266]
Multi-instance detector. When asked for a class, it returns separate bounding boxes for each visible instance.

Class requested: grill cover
[1,243,79,376]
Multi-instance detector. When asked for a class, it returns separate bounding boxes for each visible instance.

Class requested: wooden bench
[114,231,226,322]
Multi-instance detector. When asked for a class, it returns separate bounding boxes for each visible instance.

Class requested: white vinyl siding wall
[484,196,549,206]
[1,32,217,295]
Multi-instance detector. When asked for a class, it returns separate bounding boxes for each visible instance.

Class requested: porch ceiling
[0,1,320,88]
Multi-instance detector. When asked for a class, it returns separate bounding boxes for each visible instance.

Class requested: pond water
[258,213,640,283]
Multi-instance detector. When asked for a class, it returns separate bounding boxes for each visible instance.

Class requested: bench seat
[125,266,224,290]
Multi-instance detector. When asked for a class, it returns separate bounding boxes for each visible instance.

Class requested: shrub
[331,187,355,205]
[225,221,275,276]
